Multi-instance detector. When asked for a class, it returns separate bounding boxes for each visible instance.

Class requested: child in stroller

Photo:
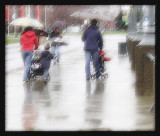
[91,50,111,79]
[30,44,53,83]
[98,50,111,73]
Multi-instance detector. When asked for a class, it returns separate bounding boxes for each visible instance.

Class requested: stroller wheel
[30,74,34,82]
[34,76,37,81]
[91,74,96,80]
[30,77,33,82]
[102,73,108,79]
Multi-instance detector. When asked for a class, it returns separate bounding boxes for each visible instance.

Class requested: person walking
[82,19,103,80]
[49,27,62,64]
[20,26,39,82]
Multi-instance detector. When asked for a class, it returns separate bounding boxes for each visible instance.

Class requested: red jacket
[99,50,111,61]
[20,31,39,51]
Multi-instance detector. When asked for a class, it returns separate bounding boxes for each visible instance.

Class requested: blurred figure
[33,29,48,48]
[36,44,53,83]
[82,19,103,80]
[49,27,62,64]
[20,26,39,82]
[38,32,47,46]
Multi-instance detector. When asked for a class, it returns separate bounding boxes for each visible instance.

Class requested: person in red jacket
[20,26,39,82]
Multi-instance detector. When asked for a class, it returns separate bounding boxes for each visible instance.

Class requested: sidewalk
[5,34,155,131]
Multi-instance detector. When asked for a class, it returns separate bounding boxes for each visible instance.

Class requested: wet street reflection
[84,80,105,130]
[5,34,155,131]
[22,82,52,130]
[22,82,37,131]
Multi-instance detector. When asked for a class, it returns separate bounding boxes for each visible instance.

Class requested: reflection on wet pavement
[5,34,155,131]
[84,80,105,130]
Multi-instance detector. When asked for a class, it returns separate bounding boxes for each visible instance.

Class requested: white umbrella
[10,17,43,28]
[71,9,113,21]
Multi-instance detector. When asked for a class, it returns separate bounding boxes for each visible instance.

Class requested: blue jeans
[21,50,33,80]
[43,68,49,79]
[85,50,101,79]
[51,45,60,63]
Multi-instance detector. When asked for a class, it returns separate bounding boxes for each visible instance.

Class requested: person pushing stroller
[82,19,103,80]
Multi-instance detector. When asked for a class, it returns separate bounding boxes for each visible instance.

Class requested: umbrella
[71,9,113,21]
[48,20,66,32]
[46,37,68,46]
[33,29,48,37]
[10,17,43,28]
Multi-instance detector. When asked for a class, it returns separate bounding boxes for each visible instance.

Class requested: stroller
[30,49,47,82]
[91,50,111,79]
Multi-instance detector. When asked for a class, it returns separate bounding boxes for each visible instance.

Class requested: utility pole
[25,5,27,17]
[45,5,47,30]
[13,5,16,37]
[28,5,30,18]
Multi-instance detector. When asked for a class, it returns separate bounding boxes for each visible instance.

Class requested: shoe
[43,78,48,84]
[86,77,90,80]
[23,79,30,82]
[53,61,56,65]
[96,77,101,80]
[57,60,60,64]
[101,73,108,79]
[43,80,47,84]
[96,76,101,80]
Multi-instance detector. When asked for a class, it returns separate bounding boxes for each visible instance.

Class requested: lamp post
[45,5,47,31]
[13,5,17,37]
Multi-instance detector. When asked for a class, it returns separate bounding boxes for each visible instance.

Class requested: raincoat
[20,31,39,51]
[82,25,103,50]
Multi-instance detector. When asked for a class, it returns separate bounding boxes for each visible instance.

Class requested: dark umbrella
[33,29,48,37]
[48,20,66,32]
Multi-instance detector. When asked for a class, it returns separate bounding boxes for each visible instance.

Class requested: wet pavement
[5,34,155,131]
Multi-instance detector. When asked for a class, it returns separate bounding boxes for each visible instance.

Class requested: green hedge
[6,38,20,44]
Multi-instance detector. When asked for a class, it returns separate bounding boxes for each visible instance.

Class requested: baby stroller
[91,50,111,79]
[30,49,50,82]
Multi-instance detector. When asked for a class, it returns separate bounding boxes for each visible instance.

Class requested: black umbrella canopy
[33,29,48,37]
[49,20,66,32]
